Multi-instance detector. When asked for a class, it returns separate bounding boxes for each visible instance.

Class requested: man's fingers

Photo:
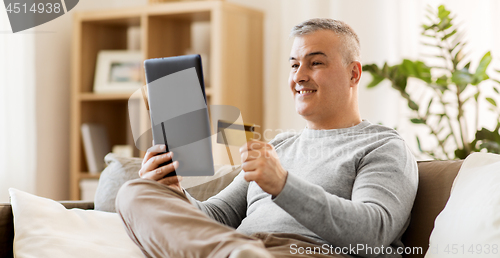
[143,144,167,165]
[239,140,267,153]
[147,151,173,169]
[241,159,258,172]
[243,170,260,182]
[142,160,179,181]
[240,150,262,162]
[158,175,183,186]
[146,144,166,154]
[140,152,173,177]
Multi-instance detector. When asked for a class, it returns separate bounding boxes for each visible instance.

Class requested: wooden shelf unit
[70,1,264,200]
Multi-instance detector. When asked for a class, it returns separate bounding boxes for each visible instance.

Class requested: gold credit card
[217,120,255,147]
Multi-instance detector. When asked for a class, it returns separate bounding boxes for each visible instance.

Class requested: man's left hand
[239,140,288,197]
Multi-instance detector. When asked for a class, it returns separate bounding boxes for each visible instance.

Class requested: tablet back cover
[145,56,214,176]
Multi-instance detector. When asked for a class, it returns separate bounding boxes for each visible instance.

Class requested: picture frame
[93,50,143,93]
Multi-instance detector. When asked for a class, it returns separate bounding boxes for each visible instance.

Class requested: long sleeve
[272,139,418,257]
[185,121,418,258]
[182,132,297,229]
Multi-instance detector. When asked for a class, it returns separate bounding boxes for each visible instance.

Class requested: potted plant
[363,5,500,160]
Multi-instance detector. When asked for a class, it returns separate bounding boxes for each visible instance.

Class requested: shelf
[79,87,210,102]
[79,173,101,179]
[79,92,137,101]
[70,1,263,200]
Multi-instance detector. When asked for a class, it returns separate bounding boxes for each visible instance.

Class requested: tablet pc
[144,54,214,177]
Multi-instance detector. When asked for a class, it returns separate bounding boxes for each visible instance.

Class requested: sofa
[0,158,466,258]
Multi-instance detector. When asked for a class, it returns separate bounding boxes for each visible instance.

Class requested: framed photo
[93,50,143,93]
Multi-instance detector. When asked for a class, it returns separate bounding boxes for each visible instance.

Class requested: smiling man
[116,18,419,258]
[289,29,361,130]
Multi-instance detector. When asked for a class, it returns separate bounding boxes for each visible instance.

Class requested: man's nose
[293,65,309,83]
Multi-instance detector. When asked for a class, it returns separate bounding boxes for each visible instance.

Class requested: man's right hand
[139,144,182,192]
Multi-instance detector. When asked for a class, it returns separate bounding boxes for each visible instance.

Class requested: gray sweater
[186,120,418,257]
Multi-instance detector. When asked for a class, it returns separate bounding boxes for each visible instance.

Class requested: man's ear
[350,61,362,86]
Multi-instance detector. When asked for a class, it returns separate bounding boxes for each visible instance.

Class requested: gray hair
[290,18,361,66]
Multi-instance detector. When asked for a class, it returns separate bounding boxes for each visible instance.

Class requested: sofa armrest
[402,160,463,258]
[0,201,94,258]
[0,203,14,258]
[59,201,95,210]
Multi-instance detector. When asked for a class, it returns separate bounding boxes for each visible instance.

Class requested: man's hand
[139,144,182,192]
[239,140,288,197]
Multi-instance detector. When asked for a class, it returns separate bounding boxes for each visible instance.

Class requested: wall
[0,6,36,202]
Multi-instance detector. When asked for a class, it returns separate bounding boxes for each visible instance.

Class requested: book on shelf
[81,123,111,174]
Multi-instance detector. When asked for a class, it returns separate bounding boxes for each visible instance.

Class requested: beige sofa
[0,159,463,258]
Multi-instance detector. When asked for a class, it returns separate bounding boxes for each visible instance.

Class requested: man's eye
[291,64,299,68]
[312,61,323,66]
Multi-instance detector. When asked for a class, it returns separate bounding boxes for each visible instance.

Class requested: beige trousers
[115,179,345,258]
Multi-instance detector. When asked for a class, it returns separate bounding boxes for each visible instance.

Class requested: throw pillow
[94,153,141,212]
[9,188,143,258]
[425,152,500,258]
[95,153,242,212]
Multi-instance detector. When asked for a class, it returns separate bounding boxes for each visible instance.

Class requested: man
[116,18,418,258]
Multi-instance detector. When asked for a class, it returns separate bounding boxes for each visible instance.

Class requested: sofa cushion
[0,201,94,258]
[425,153,500,258]
[402,159,463,257]
[95,153,242,212]
[9,188,143,258]
[94,153,141,212]
[93,154,466,257]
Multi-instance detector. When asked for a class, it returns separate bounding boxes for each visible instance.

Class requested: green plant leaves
[475,125,500,154]
[454,148,468,159]
[363,4,500,160]
[434,75,449,91]
[411,118,426,124]
[438,5,451,19]
[479,142,500,154]
[476,126,500,141]
[476,51,492,74]
[426,98,434,115]
[363,60,432,89]
[486,97,497,107]
[362,64,386,88]
[366,74,385,88]
[451,68,473,92]
[436,5,454,31]
[422,24,437,30]
[408,100,419,111]
[471,51,492,85]
[442,29,457,40]
[416,136,423,152]
[401,59,432,83]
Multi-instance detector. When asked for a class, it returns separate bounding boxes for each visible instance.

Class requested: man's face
[289,30,354,126]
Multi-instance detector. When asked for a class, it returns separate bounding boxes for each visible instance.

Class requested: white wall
[0,6,36,202]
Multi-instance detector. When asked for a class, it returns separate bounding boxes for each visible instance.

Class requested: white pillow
[425,153,500,258]
[9,188,143,258]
